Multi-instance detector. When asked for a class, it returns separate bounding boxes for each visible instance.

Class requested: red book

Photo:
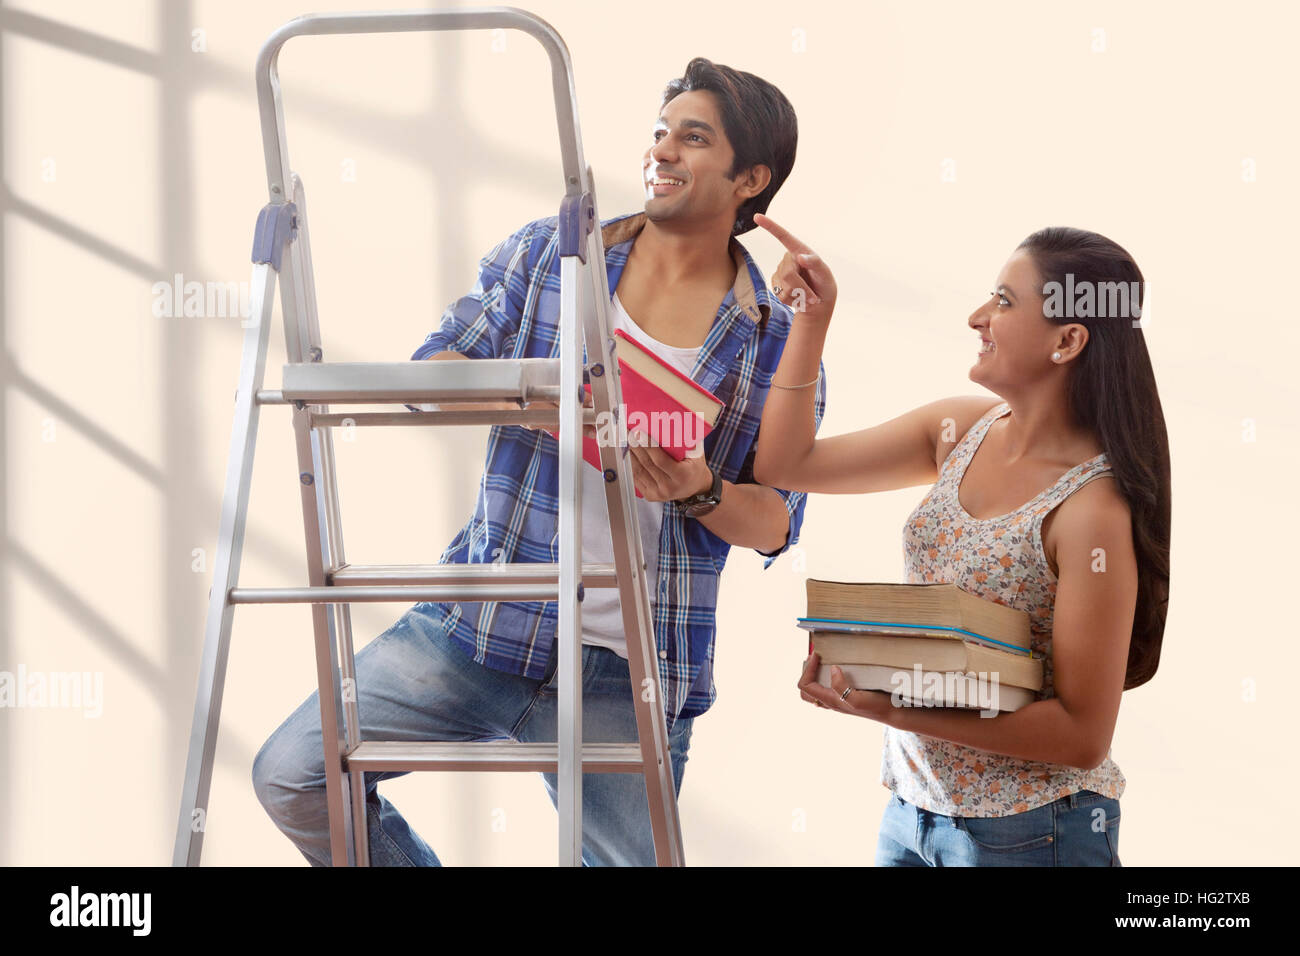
[547,328,725,498]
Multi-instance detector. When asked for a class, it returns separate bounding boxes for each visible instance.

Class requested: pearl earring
[1052,351,1062,361]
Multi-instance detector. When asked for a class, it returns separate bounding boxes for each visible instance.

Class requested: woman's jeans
[875,790,1122,866]
[252,602,693,866]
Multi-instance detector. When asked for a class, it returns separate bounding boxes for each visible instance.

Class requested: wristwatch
[676,465,723,517]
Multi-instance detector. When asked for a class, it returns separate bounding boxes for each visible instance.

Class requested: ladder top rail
[255,7,587,201]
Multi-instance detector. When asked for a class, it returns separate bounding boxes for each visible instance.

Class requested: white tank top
[579,292,703,658]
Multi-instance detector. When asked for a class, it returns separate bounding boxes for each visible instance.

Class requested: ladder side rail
[579,176,685,866]
[277,201,356,866]
[172,256,279,866]
[285,173,370,866]
[556,252,584,867]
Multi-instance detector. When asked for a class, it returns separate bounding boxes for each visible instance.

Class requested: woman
[751,213,1170,867]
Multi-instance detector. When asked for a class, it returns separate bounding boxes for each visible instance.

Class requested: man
[253,57,827,866]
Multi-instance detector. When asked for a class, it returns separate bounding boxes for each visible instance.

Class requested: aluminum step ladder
[172,8,684,867]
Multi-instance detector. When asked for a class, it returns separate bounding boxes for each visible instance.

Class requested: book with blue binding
[799,579,1035,655]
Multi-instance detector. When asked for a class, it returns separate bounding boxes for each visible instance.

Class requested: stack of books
[799,579,1044,712]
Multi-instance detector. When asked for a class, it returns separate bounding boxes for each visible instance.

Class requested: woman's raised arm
[751,214,995,495]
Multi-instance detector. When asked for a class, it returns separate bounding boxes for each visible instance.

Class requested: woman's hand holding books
[799,651,894,720]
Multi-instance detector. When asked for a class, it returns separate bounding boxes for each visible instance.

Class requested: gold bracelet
[770,376,819,390]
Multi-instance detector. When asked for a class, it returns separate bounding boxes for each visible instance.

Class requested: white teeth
[652,177,684,186]
[979,341,995,353]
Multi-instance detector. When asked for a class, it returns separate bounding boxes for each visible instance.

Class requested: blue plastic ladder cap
[251,202,298,271]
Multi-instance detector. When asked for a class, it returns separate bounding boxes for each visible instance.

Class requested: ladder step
[329,562,621,589]
[345,740,646,773]
[229,583,559,604]
[228,563,629,605]
[306,408,597,428]
[280,358,561,405]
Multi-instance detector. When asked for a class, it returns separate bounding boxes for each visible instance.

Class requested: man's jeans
[874,790,1122,866]
[252,602,693,866]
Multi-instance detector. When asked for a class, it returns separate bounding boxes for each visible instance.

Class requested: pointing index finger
[753,213,810,255]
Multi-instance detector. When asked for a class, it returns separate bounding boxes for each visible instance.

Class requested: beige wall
[2,0,1294,865]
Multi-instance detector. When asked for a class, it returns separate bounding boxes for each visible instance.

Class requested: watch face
[681,468,720,517]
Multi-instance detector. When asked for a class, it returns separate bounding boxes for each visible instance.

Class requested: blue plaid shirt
[410,211,827,720]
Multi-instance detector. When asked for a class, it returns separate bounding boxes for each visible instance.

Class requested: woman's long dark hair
[1018,227,1170,690]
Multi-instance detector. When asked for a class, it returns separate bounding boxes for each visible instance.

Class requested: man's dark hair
[662,57,797,236]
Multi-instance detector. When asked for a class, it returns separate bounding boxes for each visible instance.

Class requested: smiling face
[642,89,768,234]
[968,248,1087,388]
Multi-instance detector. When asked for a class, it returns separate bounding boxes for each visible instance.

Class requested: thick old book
[810,632,1043,692]
[799,579,1034,655]
[814,662,1037,712]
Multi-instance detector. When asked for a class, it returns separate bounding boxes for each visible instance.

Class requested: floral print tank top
[880,402,1127,817]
